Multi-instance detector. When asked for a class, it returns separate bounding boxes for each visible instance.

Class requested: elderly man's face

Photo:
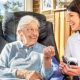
[18,21,39,46]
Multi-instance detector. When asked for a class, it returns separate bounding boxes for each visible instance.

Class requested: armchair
[1,11,59,62]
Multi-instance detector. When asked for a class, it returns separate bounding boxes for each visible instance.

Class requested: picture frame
[40,0,53,11]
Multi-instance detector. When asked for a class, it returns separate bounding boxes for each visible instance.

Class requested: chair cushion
[0,21,3,36]
[0,36,8,53]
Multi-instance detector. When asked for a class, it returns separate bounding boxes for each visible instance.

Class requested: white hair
[17,15,40,30]
[17,15,40,41]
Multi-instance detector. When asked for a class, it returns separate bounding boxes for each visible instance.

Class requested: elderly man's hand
[16,69,43,80]
[43,46,55,68]
[25,71,43,80]
[43,46,55,59]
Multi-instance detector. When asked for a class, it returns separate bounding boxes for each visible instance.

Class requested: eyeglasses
[26,28,39,32]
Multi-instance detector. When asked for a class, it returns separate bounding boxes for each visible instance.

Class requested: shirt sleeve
[0,44,17,78]
[64,38,71,59]
[41,64,53,80]
[41,57,64,80]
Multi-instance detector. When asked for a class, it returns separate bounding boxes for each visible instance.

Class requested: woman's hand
[59,61,80,76]
[65,65,80,76]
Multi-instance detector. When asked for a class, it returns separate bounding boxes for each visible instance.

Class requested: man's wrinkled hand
[43,46,55,59]
[25,71,43,80]
[43,46,55,68]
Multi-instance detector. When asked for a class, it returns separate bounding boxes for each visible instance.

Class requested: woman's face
[66,11,80,31]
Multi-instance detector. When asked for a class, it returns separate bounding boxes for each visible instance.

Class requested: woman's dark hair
[67,0,80,15]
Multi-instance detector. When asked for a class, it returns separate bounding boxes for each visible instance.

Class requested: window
[40,0,53,11]
[56,0,72,8]
[0,0,25,21]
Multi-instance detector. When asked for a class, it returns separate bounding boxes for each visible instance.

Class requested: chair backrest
[2,11,59,62]
[0,21,3,36]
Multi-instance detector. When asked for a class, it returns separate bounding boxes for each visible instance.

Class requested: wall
[25,0,33,11]
[33,0,71,60]
[33,0,54,23]
[54,9,71,59]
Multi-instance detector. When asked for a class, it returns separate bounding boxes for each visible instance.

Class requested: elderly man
[0,15,63,80]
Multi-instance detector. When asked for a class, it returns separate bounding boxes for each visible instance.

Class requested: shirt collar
[17,41,38,49]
